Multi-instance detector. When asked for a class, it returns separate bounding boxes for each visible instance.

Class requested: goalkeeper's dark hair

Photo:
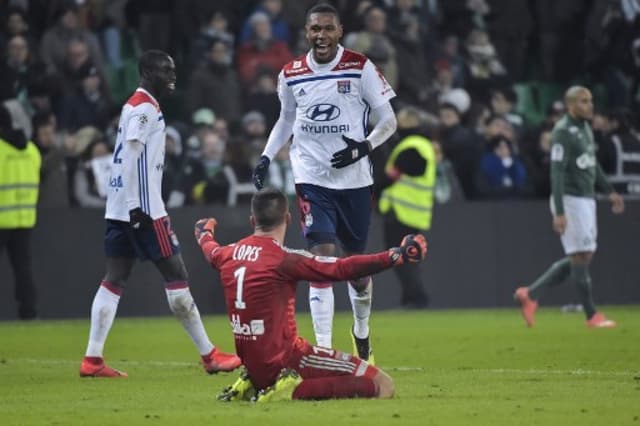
[251,187,289,231]
[306,3,340,23]
[138,49,170,78]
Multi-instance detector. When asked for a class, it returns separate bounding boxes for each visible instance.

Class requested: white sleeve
[361,59,396,109]
[262,71,296,160]
[366,102,397,150]
[122,138,144,211]
[124,104,156,145]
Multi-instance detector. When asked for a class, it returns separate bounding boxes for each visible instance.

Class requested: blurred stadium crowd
[2,0,640,208]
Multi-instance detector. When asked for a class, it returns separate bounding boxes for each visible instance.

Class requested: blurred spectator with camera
[72,134,111,208]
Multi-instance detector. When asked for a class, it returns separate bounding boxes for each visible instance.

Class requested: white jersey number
[233,266,247,310]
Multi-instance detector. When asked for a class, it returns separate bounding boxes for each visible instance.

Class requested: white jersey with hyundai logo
[105,88,168,221]
[279,45,395,189]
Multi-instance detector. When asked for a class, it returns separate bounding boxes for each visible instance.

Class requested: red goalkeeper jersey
[200,234,392,385]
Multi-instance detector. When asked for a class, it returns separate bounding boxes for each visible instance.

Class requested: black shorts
[104,216,181,261]
[295,183,372,253]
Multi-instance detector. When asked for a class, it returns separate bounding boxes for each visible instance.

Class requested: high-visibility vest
[379,135,436,230]
[0,138,41,228]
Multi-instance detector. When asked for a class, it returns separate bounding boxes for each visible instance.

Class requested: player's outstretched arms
[388,234,427,265]
[280,234,427,283]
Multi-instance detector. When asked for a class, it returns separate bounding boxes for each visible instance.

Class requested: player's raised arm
[253,71,296,189]
[279,234,427,283]
[194,218,222,265]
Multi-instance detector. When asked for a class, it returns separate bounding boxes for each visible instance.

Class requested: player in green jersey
[514,86,625,328]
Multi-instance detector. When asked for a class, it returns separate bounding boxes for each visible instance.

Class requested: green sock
[571,263,597,319]
[528,258,571,300]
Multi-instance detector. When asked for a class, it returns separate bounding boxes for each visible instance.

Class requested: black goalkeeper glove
[129,207,153,229]
[252,155,271,190]
[330,135,371,169]
[388,234,428,265]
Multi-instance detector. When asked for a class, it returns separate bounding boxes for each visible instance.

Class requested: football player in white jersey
[79,50,241,377]
[252,4,397,364]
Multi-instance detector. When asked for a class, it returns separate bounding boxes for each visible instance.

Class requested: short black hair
[138,49,170,77]
[251,187,288,231]
[306,3,340,23]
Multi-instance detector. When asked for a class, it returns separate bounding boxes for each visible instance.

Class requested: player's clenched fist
[194,218,218,245]
[388,234,427,265]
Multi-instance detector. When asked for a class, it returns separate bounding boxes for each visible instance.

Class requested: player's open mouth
[315,44,330,55]
[168,82,176,90]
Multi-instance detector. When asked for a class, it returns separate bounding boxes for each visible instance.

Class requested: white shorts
[549,195,597,255]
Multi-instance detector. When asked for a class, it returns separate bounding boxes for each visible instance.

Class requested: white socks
[165,285,214,356]
[309,284,334,347]
[349,278,372,339]
[85,282,121,357]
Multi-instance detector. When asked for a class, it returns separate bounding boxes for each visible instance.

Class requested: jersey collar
[135,87,160,109]
[306,44,344,73]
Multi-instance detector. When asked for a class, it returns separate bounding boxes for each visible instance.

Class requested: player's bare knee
[374,370,395,398]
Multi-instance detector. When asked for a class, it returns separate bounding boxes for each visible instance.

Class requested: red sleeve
[278,250,393,282]
[199,235,222,269]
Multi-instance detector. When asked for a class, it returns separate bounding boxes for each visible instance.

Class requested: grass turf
[1,307,639,426]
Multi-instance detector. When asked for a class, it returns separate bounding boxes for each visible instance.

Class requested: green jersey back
[550,114,612,215]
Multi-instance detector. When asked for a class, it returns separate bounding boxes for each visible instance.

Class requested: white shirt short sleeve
[361,60,396,109]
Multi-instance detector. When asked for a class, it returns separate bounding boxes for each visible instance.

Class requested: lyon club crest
[337,80,351,94]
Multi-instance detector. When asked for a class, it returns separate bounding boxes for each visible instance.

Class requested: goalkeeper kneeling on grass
[195,187,428,401]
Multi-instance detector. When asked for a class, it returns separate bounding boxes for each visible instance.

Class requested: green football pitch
[1,307,638,426]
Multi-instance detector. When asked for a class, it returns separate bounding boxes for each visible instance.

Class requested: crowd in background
[2,0,640,209]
